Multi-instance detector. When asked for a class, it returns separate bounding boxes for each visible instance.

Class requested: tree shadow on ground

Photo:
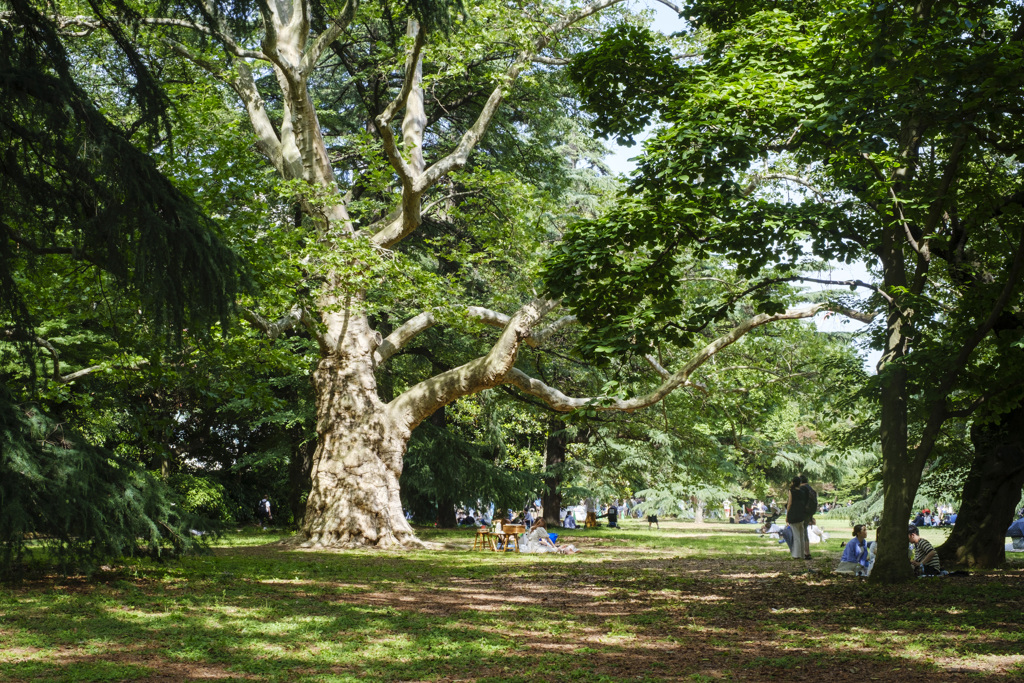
[2,539,1022,682]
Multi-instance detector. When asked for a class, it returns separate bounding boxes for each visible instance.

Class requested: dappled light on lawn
[2,521,1022,681]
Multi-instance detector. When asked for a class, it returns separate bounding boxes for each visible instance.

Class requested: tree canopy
[554,0,1024,579]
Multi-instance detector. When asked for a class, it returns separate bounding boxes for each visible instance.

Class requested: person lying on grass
[807,522,829,544]
[522,519,580,554]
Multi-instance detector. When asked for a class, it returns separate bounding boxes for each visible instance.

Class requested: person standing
[799,475,818,560]
[257,494,272,529]
[786,476,809,560]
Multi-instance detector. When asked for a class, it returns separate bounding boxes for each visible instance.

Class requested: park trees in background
[4,0,897,563]
[2,0,630,547]
[555,0,1024,579]
[138,0,646,548]
[15,0,857,549]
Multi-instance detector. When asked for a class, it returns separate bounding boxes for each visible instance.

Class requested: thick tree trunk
[937,406,1024,568]
[299,336,420,548]
[435,495,457,528]
[871,449,919,583]
[288,431,315,526]
[542,419,567,527]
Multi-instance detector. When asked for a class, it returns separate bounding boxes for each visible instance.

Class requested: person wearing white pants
[786,476,809,560]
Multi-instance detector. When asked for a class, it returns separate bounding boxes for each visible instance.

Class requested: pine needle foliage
[0,386,207,582]
[0,0,242,335]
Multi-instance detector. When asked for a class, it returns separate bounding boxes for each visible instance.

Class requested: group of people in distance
[765,475,955,578]
[912,507,957,527]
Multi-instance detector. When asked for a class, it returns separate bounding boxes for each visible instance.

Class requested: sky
[598,1,881,372]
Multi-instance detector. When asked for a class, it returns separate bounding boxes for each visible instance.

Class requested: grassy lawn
[2,520,1022,682]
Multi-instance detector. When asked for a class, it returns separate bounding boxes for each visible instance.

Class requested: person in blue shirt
[777,524,795,551]
[836,524,872,576]
[1007,516,1024,550]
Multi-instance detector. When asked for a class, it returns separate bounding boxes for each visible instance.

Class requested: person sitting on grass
[597,505,619,528]
[1006,516,1024,551]
[522,519,579,554]
[777,523,795,551]
[836,524,872,577]
[908,524,942,576]
[563,511,578,529]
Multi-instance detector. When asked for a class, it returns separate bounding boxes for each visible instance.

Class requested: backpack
[804,485,818,519]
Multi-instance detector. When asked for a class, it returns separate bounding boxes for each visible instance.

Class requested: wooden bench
[472,529,493,551]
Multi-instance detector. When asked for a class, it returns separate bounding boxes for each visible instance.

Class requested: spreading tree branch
[504,304,828,412]
[387,299,560,429]
[241,305,326,353]
[300,0,359,76]
[374,311,436,365]
[2,327,61,379]
[370,0,628,248]
[468,307,578,347]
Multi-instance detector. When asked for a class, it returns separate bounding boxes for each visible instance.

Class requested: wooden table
[494,530,520,552]
[494,525,524,552]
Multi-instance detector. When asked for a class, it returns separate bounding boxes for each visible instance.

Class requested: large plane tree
[5,0,863,550]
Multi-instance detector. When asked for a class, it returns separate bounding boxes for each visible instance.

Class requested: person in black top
[257,495,272,529]
[786,476,809,560]
[799,475,818,560]
[597,505,619,528]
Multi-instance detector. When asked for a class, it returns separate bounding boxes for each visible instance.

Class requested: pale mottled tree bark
[154,0,861,548]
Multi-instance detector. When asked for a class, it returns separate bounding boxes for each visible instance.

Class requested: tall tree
[0,0,243,576]
[13,0,863,550]
[555,0,1024,580]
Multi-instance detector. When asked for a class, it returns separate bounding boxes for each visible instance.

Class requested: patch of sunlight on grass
[679,593,726,602]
